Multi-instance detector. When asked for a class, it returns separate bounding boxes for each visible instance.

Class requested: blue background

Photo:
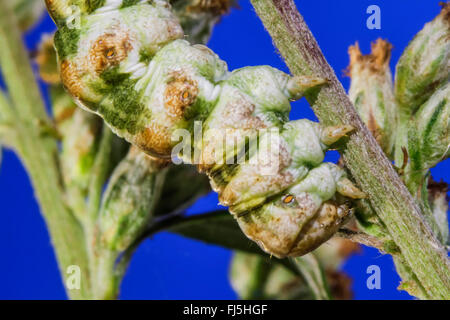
[0,0,448,299]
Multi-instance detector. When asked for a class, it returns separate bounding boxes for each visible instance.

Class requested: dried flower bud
[99,147,167,251]
[35,34,60,85]
[170,0,235,44]
[395,3,450,114]
[325,270,353,300]
[428,179,449,244]
[314,237,361,271]
[348,39,397,155]
[13,0,45,30]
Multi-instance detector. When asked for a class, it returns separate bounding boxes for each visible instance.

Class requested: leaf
[136,210,299,275]
[154,165,211,216]
[168,211,265,255]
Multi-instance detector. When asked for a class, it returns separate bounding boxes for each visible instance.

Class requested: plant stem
[292,255,331,300]
[251,0,450,299]
[87,126,114,222]
[0,1,91,299]
[91,248,120,300]
[336,228,385,252]
[0,91,16,147]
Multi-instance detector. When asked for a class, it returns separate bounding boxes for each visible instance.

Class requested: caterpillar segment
[46,0,365,258]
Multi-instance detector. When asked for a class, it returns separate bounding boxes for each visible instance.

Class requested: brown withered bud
[170,0,236,44]
[428,179,449,244]
[348,39,398,156]
[325,270,353,300]
[35,34,60,84]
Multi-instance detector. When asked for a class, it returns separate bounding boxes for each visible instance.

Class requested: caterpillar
[45,0,365,258]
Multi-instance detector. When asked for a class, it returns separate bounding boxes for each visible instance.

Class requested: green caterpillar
[45,0,365,258]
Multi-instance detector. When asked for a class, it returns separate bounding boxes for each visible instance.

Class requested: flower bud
[230,252,308,299]
[60,109,102,192]
[99,147,167,251]
[13,0,45,30]
[348,39,397,155]
[395,3,450,114]
[410,82,449,171]
[35,34,60,85]
[170,0,235,44]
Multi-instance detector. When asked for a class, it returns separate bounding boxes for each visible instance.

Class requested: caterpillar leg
[217,121,359,212]
[337,177,367,199]
[288,202,352,257]
[233,163,363,258]
[320,125,355,146]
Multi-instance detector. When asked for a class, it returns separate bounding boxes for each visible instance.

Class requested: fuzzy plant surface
[347,12,449,246]
[45,0,365,259]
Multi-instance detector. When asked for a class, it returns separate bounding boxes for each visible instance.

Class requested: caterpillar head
[206,119,361,258]
[234,163,361,258]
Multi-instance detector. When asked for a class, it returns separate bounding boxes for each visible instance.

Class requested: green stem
[87,126,114,222]
[0,1,91,299]
[91,248,120,300]
[292,255,331,300]
[336,228,385,252]
[0,90,12,120]
[0,91,16,147]
[0,3,49,124]
[251,0,450,299]
[84,126,119,299]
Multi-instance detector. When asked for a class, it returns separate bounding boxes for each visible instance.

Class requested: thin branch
[0,91,16,147]
[336,228,385,252]
[251,0,450,299]
[0,3,49,124]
